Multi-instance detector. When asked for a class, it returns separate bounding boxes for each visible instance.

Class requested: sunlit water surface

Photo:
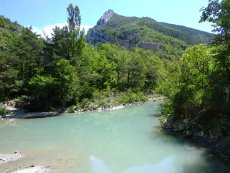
[0,102,229,173]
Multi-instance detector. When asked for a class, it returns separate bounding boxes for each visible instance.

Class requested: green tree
[67,3,85,63]
[29,75,57,110]
[29,59,79,110]
[200,0,230,45]
[45,4,85,64]
[175,45,213,117]
[200,0,230,116]
[0,25,43,100]
[54,59,79,107]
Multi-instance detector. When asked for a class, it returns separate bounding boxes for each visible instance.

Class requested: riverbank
[0,152,49,173]
[163,117,230,157]
[1,93,164,119]
[0,152,22,164]
[12,166,49,173]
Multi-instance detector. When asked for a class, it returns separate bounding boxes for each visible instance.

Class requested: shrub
[67,105,76,113]
[0,104,6,116]
[116,90,147,104]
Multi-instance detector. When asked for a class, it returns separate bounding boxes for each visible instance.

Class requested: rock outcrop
[163,116,230,156]
[139,42,163,52]
[97,9,115,25]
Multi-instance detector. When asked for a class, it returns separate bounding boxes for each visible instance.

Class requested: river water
[0,101,229,173]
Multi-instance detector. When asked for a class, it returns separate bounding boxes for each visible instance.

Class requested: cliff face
[97,9,115,25]
[86,10,214,58]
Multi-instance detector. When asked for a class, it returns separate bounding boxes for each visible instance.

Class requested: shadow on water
[146,113,162,118]
[159,129,230,173]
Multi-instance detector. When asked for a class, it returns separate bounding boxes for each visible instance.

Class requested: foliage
[156,60,181,98]
[0,20,43,101]
[0,4,166,111]
[157,45,213,117]
[29,75,56,109]
[0,104,6,116]
[200,0,230,45]
[0,3,217,114]
[116,90,147,104]
[54,59,79,107]
[201,0,230,119]
[158,0,230,136]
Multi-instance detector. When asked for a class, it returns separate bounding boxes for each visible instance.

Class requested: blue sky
[0,0,213,36]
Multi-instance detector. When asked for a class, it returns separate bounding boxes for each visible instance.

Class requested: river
[0,101,229,173]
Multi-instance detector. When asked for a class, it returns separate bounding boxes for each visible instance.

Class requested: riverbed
[0,101,229,173]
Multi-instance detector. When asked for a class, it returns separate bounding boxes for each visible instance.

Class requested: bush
[67,105,76,113]
[0,104,6,116]
[116,90,147,104]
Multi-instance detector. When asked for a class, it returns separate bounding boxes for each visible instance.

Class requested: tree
[67,4,81,32]
[0,25,44,100]
[54,59,79,107]
[29,59,79,110]
[67,3,85,62]
[200,0,230,46]
[29,75,57,111]
[45,4,85,64]
[200,0,230,115]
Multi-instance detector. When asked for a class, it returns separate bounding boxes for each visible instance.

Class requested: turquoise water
[0,102,229,173]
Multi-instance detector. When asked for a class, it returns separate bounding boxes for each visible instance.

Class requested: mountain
[86,10,214,59]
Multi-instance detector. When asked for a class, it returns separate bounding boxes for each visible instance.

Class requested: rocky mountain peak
[97,9,115,25]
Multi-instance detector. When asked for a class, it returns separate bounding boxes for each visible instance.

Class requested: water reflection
[90,155,112,173]
[90,155,178,173]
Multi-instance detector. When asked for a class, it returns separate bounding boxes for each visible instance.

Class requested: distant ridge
[86,10,214,59]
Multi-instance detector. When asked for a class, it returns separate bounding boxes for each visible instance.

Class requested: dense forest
[160,0,230,139]
[0,0,229,141]
[0,4,164,112]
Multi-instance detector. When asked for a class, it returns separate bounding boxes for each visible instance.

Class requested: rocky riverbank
[1,95,164,119]
[11,166,49,173]
[0,152,50,173]
[74,96,165,113]
[0,152,22,164]
[163,117,230,157]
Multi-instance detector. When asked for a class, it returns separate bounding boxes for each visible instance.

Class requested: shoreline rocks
[0,152,50,173]
[0,152,22,164]
[11,166,49,173]
[1,95,164,119]
[74,96,164,113]
[163,117,230,157]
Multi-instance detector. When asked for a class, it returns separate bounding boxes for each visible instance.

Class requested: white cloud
[32,23,92,38]
[81,25,93,34]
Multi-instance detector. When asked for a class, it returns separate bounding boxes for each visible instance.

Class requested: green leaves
[200,0,230,45]
[29,59,79,109]
[67,3,81,31]
[54,59,79,105]
[0,4,165,111]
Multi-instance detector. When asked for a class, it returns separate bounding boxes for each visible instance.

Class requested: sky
[0,0,213,37]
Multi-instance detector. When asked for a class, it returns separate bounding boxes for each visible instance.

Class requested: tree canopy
[158,0,230,137]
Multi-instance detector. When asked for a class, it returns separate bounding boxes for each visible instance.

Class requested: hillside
[0,15,44,101]
[0,16,22,50]
[86,10,214,59]
[0,13,163,111]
